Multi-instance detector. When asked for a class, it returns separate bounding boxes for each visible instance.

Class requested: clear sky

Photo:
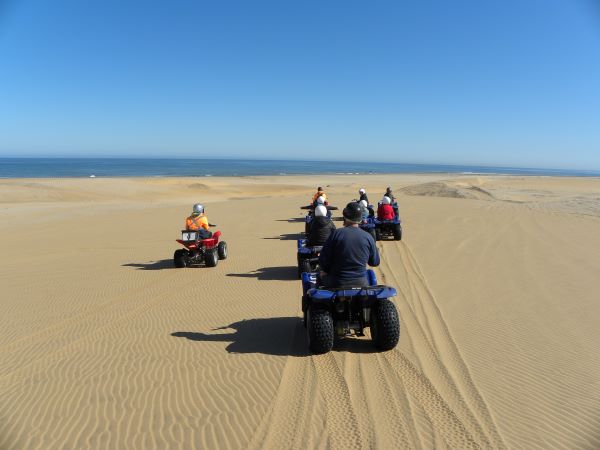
[0,0,599,169]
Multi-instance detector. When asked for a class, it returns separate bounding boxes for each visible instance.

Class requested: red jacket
[377,204,395,220]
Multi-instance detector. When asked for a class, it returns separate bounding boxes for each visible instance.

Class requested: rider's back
[319,227,379,285]
[307,216,335,247]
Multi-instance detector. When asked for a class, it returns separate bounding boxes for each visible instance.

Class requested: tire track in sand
[377,240,507,449]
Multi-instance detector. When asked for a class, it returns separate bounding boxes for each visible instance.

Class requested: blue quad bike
[301,270,400,354]
[374,216,402,241]
[297,239,323,279]
[300,204,338,234]
[369,201,402,241]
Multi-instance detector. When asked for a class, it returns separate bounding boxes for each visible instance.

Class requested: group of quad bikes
[298,198,402,354]
[170,196,402,355]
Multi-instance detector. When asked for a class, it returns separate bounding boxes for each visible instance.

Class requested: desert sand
[1,174,599,449]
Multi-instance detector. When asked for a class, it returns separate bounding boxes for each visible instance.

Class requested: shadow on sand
[172,317,309,356]
[262,233,302,241]
[171,317,379,355]
[276,217,306,223]
[227,266,297,281]
[123,259,174,270]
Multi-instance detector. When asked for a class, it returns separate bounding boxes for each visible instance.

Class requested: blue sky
[0,0,599,169]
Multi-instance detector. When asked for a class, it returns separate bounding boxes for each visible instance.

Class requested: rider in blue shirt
[318,202,380,287]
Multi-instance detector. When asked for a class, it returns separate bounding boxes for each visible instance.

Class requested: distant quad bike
[374,216,402,241]
[300,270,400,354]
[174,229,228,268]
[373,201,402,241]
[296,239,323,279]
[300,204,338,234]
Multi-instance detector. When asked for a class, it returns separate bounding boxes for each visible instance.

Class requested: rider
[185,203,212,238]
[377,196,395,220]
[307,205,336,247]
[318,202,380,287]
[358,199,370,221]
[312,187,327,206]
[359,188,369,204]
[384,186,396,202]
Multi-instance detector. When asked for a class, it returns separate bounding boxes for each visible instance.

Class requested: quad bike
[300,270,400,354]
[373,201,402,241]
[296,239,323,279]
[174,229,228,268]
[374,216,402,241]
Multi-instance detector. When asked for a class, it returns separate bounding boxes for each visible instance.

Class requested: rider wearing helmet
[377,196,395,220]
[318,202,380,287]
[307,205,336,247]
[312,187,327,206]
[185,203,212,238]
[358,199,370,221]
[359,188,369,204]
[384,186,396,202]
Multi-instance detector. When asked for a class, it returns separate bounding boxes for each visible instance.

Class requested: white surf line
[375,239,506,449]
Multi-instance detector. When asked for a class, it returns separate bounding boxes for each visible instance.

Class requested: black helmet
[343,201,362,223]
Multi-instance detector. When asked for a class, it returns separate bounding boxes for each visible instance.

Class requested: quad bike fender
[308,286,397,300]
[176,240,197,250]
[202,231,222,249]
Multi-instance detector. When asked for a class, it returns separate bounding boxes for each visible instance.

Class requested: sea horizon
[1,157,599,179]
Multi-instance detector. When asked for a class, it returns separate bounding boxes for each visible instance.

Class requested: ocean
[0,158,598,178]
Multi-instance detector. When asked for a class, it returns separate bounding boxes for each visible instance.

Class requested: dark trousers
[320,274,368,289]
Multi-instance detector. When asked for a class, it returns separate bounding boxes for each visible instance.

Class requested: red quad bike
[174,229,228,268]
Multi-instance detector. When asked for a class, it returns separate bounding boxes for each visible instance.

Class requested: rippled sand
[1,174,599,449]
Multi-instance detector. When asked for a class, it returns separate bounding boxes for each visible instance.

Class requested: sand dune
[1,174,599,449]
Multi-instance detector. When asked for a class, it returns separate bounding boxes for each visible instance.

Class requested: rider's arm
[199,216,209,230]
[368,238,380,267]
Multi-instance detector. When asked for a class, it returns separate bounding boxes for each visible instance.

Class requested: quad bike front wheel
[307,307,334,354]
[204,249,219,267]
[173,249,189,268]
[218,241,228,260]
[298,258,312,278]
[371,299,400,350]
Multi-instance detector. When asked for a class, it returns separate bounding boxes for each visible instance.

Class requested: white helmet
[359,188,366,194]
[360,199,368,208]
[383,196,391,205]
[316,195,326,205]
[315,205,327,217]
[192,203,204,214]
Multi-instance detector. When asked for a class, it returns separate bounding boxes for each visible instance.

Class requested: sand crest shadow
[227,266,297,281]
[171,317,309,356]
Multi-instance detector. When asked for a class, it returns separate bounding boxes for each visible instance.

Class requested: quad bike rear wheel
[393,224,402,241]
[218,241,228,260]
[371,299,400,350]
[307,307,334,354]
[204,248,219,267]
[375,228,382,241]
[173,249,188,268]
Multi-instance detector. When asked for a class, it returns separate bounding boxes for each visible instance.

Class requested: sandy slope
[0,174,599,449]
